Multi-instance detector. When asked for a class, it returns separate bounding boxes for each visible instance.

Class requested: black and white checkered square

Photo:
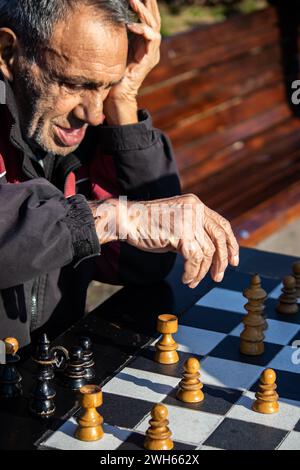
[39,272,300,450]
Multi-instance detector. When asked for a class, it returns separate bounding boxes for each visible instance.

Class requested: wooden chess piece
[176,357,204,403]
[292,262,300,298]
[4,337,19,355]
[276,276,299,315]
[240,278,265,356]
[0,337,23,398]
[252,368,279,414]
[62,346,87,390]
[243,274,268,330]
[75,384,104,442]
[144,404,174,451]
[29,334,56,418]
[154,314,179,364]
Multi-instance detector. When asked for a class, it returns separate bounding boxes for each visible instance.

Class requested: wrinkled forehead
[39,7,128,81]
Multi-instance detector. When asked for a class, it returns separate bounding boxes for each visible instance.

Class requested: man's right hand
[89,194,239,289]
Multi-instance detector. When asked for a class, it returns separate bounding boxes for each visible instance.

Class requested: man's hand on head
[103,0,162,125]
[89,195,239,289]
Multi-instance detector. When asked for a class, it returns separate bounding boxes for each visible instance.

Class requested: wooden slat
[182,118,300,187]
[233,180,300,246]
[139,44,284,123]
[179,102,291,188]
[143,8,279,87]
[168,81,286,157]
[142,29,279,90]
[159,8,277,60]
[205,146,300,217]
[184,126,300,220]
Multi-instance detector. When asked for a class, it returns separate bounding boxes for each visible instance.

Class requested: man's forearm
[89,198,121,245]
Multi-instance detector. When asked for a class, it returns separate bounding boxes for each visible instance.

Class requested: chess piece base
[154,350,179,364]
[240,341,264,356]
[252,400,279,414]
[144,437,174,451]
[276,304,299,315]
[75,424,104,441]
[176,388,204,403]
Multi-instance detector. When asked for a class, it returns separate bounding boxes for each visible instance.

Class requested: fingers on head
[129,25,161,48]
[129,0,161,30]
[144,0,162,28]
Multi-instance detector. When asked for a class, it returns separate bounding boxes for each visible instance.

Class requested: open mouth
[54,125,86,147]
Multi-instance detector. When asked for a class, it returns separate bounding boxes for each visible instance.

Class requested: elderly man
[0,0,239,347]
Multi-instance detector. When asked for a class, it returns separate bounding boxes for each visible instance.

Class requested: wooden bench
[138,4,300,246]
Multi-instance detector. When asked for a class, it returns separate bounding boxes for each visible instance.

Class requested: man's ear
[0,28,18,82]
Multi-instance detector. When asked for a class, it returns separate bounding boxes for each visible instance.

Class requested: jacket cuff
[98,109,158,152]
[64,194,100,264]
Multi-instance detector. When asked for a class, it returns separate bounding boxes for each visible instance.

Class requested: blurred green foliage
[158,0,268,36]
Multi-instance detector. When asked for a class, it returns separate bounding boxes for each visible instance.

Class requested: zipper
[30,278,40,331]
[30,274,49,332]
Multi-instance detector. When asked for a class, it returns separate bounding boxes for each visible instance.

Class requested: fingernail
[215,272,224,282]
[189,282,198,289]
[233,255,239,266]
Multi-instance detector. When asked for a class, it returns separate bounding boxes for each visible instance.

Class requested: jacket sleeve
[0,178,100,289]
[91,109,181,286]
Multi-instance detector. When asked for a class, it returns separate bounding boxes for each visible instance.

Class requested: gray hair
[0,0,133,59]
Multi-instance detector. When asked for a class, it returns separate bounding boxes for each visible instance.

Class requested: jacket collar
[0,75,42,162]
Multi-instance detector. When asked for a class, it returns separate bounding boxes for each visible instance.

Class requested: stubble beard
[13,61,74,157]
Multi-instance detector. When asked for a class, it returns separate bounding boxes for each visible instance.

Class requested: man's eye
[61,82,82,92]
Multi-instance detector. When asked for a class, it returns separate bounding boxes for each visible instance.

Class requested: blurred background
[87,0,300,311]
[137,0,300,254]
[158,0,267,36]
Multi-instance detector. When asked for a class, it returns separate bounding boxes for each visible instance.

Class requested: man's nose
[73,91,105,126]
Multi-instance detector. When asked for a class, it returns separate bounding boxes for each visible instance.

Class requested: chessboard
[37,268,300,451]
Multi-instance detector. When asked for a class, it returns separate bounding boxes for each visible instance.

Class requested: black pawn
[0,338,22,398]
[79,337,95,381]
[29,334,56,419]
[62,346,86,391]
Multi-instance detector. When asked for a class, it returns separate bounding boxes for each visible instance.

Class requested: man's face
[9,5,128,156]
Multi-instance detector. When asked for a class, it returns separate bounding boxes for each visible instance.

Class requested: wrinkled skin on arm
[90,194,239,289]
